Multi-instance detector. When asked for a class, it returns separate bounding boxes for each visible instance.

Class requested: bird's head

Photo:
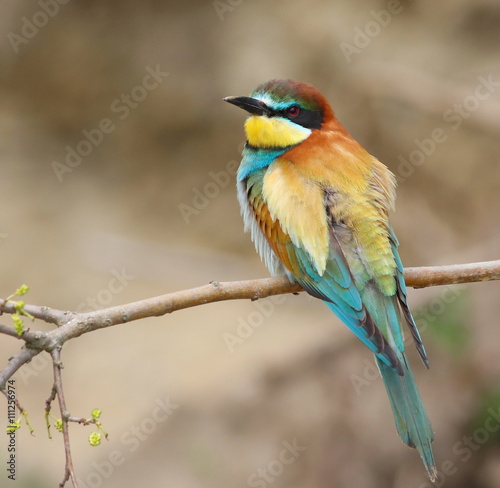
[224,79,334,149]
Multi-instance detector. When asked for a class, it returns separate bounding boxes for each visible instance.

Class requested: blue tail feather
[377,356,437,481]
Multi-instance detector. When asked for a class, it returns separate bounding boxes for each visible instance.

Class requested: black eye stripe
[276,107,323,130]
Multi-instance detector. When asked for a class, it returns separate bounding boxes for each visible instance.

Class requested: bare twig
[0,302,72,327]
[0,323,21,339]
[51,348,79,488]
[45,383,58,439]
[45,384,58,413]
[404,260,500,288]
[0,347,40,389]
[66,416,97,425]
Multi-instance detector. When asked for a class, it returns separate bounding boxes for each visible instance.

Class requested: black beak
[223,96,272,116]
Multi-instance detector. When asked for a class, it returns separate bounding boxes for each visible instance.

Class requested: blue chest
[237,145,288,182]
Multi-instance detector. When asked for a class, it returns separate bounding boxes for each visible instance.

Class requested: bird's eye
[286,105,300,117]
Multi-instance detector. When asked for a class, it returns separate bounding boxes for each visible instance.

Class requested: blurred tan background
[1,1,500,487]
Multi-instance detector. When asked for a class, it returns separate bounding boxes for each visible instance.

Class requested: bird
[224,79,436,480]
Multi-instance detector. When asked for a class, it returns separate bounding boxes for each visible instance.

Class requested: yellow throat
[244,115,311,148]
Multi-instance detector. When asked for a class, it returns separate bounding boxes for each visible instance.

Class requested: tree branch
[403,260,500,288]
[0,347,40,391]
[0,259,499,391]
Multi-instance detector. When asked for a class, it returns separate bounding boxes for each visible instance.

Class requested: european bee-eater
[224,79,436,480]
